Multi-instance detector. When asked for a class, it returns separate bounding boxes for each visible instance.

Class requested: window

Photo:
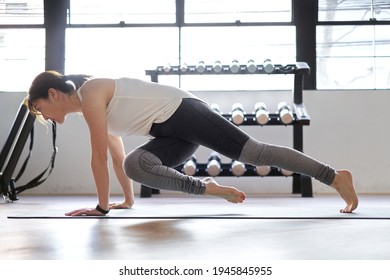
[317,25,390,89]
[0,28,45,91]
[318,0,390,22]
[0,0,44,92]
[0,0,44,24]
[185,0,291,23]
[179,26,295,90]
[180,0,295,90]
[65,0,296,91]
[6,1,389,91]
[68,0,176,24]
[66,0,179,85]
[317,0,390,89]
[65,28,179,80]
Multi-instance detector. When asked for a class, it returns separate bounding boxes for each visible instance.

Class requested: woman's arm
[65,80,111,216]
[108,135,135,208]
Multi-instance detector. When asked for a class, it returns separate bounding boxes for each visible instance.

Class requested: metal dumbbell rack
[142,62,312,197]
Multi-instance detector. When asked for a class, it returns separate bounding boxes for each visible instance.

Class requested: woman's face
[31,89,65,124]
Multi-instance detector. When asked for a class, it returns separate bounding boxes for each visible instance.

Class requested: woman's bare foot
[331,170,359,213]
[203,177,246,203]
[109,201,133,209]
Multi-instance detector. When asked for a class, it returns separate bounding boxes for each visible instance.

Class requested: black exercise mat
[7,206,390,220]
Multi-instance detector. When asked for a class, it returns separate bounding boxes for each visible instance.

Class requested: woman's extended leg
[146,98,358,212]
[239,138,358,212]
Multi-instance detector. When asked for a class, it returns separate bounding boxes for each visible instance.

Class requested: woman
[27,70,358,216]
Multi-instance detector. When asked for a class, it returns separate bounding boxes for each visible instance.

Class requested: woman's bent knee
[123,150,139,180]
[123,149,162,181]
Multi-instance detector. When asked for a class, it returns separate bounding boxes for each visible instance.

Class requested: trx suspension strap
[0,101,58,202]
[12,121,58,197]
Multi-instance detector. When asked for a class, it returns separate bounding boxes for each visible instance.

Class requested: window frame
[1,0,390,91]
[66,0,298,91]
[317,2,390,90]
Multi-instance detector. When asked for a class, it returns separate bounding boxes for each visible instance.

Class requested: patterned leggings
[123,98,335,195]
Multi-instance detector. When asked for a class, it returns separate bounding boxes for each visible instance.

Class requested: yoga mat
[7,216,390,220]
[7,206,390,220]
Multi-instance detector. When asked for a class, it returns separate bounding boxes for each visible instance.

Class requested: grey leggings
[123,98,335,195]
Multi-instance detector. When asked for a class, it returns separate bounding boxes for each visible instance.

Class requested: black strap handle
[13,122,57,195]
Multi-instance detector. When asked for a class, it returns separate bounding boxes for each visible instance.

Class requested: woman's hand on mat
[65,208,106,216]
[109,202,133,209]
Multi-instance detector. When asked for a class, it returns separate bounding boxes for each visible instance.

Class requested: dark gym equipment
[0,101,57,202]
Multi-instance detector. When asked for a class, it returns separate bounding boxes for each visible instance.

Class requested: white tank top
[77,77,200,136]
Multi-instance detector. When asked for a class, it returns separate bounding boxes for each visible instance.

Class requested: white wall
[1,89,390,197]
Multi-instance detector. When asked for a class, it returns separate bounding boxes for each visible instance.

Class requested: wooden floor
[1,193,390,260]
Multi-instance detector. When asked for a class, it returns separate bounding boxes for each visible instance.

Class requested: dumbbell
[255,165,271,176]
[206,152,221,176]
[183,155,197,176]
[280,168,294,176]
[231,103,245,125]
[213,60,223,73]
[231,160,246,176]
[247,59,257,73]
[163,63,171,73]
[277,102,294,125]
[263,58,274,74]
[210,103,222,114]
[180,63,188,73]
[230,59,240,73]
[196,60,206,73]
[254,102,269,125]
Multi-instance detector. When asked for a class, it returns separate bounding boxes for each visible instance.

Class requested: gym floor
[1,193,390,260]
